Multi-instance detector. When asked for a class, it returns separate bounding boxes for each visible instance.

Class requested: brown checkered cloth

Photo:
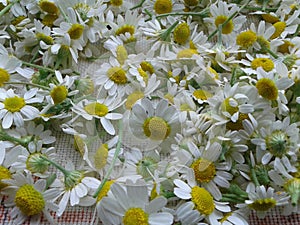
[1,131,300,225]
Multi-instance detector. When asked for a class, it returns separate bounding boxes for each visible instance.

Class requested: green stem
[243,6,277,12]
[21,61,55,73]
[0,131,29,147]
[160,21,179,42]
[130,0,145,10]
[208,0,250,41]
[93,120,123,198]
[251,167,260,187]
[4,82,51,90]
[0,0,18,17]
[264,47,279,59]
[155,9,210,20]
[40,155,70,177]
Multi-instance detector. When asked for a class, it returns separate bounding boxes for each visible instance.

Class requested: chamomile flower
[1,171,59,225]
[244,183,290,218]
[71,94,123,135]
[98,180,174,225]
[0,88,42,129]
[204,1,246,41]
[175,141,232,200]
[0,140,14,164]
[174,178,232,225]
[128,98,179,150]
[11,141,57,177]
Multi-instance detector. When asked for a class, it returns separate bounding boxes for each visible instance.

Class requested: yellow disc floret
[261,14,279,23]
[193,90,212,100]
[214,15,234,34]
[116,45,128,65]
[221,97,238,115]
[177,48,198,58]
[110,0,123,6]
[140,61,155,74]
[68,24,84,40]
[36,33,54,45]
[154,0,172,14]
[123,208,149,225]
[143,116,171,140]
[39,0,59,15]
[0,166,11,190]
[249,198,276,211]
[126,92,144,109]
[94,143,109,169]
[15,184,45,216]
[107,67,127,84]
[236,30,257,48]
[115,25,135,36]
[96,180,115,202]
[0,68,10,86]
[256,78,278,100]
[184,0,198,6]
[4,96,25,112]
[251,58,274,72]
[50,85,68,104]
[191,158,216,183]
[270,22,286,39]
[191,186,215,215]
[84,102,109,117]
[173,22,190,45]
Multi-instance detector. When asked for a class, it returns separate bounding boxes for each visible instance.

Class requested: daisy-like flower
[97,179,174,225]
[204,1,246,41]
[0,88,42,129]
[174,178,233,225]
[11,140,57,177]
[128,98,179,150]
[251,116,298,167]
[174,141,232,200]
[240,53,276,75]
[1,171,60,225]
[244,183,290,218]
[71,94,123,135]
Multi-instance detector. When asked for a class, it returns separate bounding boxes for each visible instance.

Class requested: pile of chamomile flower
[0,0,300,224]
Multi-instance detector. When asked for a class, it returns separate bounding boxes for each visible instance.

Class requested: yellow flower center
[278,40,294,54]
[266,130,289,157]
[4,96,25,112]
[177,48,198,58]
[96,180,115,202]
[125,91,144,109]
[123,208,149,225]
[138,67,149,83]
[173,22,190,45]
[257,36,270,50]
[191,186,215,215]
[284,178,300,205]
[256,78,278,100]
[84,102,109,117]
[164,93,174,104]
[154,0,172,14]
[193,89,212,100]
[270,22,286,39]
[236,30,257,48]
[42,14,58,27]
[219,212,233,223]
[50,85,68,104]
[74,135,85,156]
[115,25,135,36]
[107,66,127,84]
[251,58,274,72]
[94,143,109,170]
[184,0,198,6]
[14,184,45,216]
[140,61,155,74]
[26,153,49,174]
[226,113,249,131]
[143,116,171,140]
[110,0,123,6]
[68,24,84,40]
[0,166,11,190]
[214,15,234,34]
[261,14,279,23]
[36,32,54,45]
[11,16,26,26]
[191,158,216,183]
[180,103,192,111]
[39,0,59,15]
[116,45,128,65]
[0,68,10,86]
[249,198,276,211]
[221,97,238,115]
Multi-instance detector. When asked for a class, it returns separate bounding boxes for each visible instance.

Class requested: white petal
[58,191,70,216]
[149,212,173,225]
[100,117,115,135]
[70,188,79,206]
[105,113,123,120]
[2,112,13,129]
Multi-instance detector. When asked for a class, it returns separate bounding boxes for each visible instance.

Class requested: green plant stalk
[4,82,51,90]
[93,120,124,198]
[22,61,55,73]
[0,0,19,17]
[40,155,71,177]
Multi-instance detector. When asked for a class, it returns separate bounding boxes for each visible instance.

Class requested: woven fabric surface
[1,131,300,225]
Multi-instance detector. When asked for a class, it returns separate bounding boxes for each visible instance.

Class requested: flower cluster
[0,0,300,224]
